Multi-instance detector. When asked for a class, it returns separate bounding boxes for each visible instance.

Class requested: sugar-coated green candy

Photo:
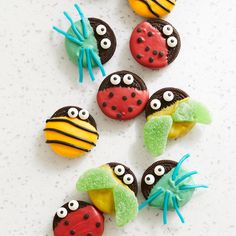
[113,184,138,227]
[172,100,212,124]
[144,116,173,157]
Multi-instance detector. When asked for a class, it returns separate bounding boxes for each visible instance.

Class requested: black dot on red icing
[131,92,136,97]
[159,51,164,57]
[136,54,142,59]
[128,107,133,112]
[87,233,92,236]
[64,220,69,226]
[96,222,101,228]
[102,102,107,107]
[137,99,142,105]
[122,96,127,101]
[149,57,154,63]
[117,113,122,118]
[148,31,153,37]
[137,37,144,43]
[153,50,158,55]
[137,28,142,33]
[83,213,90,220]
[145,46,150,52]
[112,106,117,110]
[70,230,75,235]
[109,92,114,98]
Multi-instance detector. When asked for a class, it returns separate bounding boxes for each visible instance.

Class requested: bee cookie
[97,70,149,120]
[139,154,208,224]
[128,0,176,18]
[144,88,212,156]
[53,4,116,82]
[130,19,180,69]
[76,162,138,227]
[44,106,99,158]
[53,200,104,236]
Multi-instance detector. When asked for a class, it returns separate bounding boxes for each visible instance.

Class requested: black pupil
[168,93,172,96]
[171,40,174,43]
[127,177,131,181]
[154,103,157,107]
[118,168,121,172]
[104,41,107,45]
[60,211,64,214]
[167,27,170,30]
[147,177,150,181]
[158,168,162,172]
[70,203,73,206]
[101,28,104,31]
[82,112,86,115]
[71,111,74,115]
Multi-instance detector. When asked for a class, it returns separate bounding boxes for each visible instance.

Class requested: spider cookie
[53,4,116,82]
[128,0,176,18]
[139,154,208,224]
[76,162,138,227]
[97,70,149,120]
[130,19,180,69]
[44,106,99,158]
[53,200,104,236]
[144,88,212,156]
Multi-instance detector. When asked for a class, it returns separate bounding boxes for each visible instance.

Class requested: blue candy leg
[179,184,208,191]
[77,48,84,83]
[175,171,198,186]
[74,4,88,38]
[172,195,185,223]
[85,48,95,81]
[172,154,190,181]
[90,49,106,77]
[163,191,170,224]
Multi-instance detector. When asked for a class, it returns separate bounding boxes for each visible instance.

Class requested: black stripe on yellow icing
[152,0,171,13]
[44,128,96,146]
[46,140,90,152]
[139,0,160,17]
[46,118,99,136]
[166,0,175,5]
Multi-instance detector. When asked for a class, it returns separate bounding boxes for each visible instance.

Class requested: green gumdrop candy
[172,100,212,124]
[144,116,173,157]
[113,185,138,227]
[76,168,116,192]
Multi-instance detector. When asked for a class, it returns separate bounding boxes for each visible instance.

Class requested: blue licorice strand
[85,48,95,81]
[63,11,84,42]
[163,191,170,225]
[172,195,185,223]
[175,171,198,186]
[138,188,163,211]
[90,49,106,76]
[74,4,88,38]
[172,154,191,181]
[179,184,208,191]
[78,48,84,83]
[52,26,83,46]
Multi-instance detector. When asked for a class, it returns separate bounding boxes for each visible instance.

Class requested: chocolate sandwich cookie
[76,162,139,227]
[53,4,116,82]
[128,0,176,18]
[53,200,104,236]
[144,87,212,156]
[130,19,180,69]
[97,70,149,120]
[44,106,99,158]
[139,154,208,224]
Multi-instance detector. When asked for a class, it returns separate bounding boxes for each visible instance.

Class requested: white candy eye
[144,174,155,185]
[154,165,165,176]
[100,38,111,49]
[123,74,134,85]
[68,108,79,118]
[150,99,161,110]
[163,91,174,102]
[123,174,134,185]
[167,36,178,48]
[163,25,173,36]
[68,200,79,211]
[96,24,107,35]
[56,207,68,218]
[110,74,121,85]
[114,165,125,176]
[79,109,89,120]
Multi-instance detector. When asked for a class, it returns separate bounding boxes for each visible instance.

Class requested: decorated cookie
[53,200,104,236]
[44,106,99,158]
[139,154,208,224]
[97,70,149,120]
[130,19,180,69]
[144,88,212,156]
[128,0,176,18]
[76,162,138,227]
[53,4,116,82]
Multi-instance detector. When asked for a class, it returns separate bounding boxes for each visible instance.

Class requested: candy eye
[100,38,111,49]
[79,109,89,120]
[154,165,165,176]
[163,25,173,36]
[114,165,125,176]
[163,91,174,102]
[144,174,155,185]
[110,74,121,85]
[150,99,161,110]
[68,108,79,118]
[123,174,134,185]
[68,200,79,211]
[123,74,134,85]
[56,207,68,218]
[167,36,178,48]
[96,24,107,35]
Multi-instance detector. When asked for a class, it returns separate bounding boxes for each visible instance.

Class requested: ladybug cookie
[53,200,104,236]
[130,19,180,69]
[97,70,149,120]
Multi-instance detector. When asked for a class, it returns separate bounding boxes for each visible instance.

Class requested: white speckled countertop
[0,0,236,235]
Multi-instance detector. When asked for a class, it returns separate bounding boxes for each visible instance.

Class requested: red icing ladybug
[53,200,104,236]
[97,70,149,120]
[130,19,181,69]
